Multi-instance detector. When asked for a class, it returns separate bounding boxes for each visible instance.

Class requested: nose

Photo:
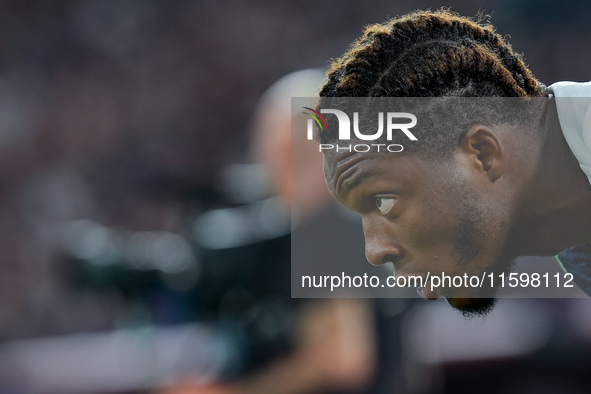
[362,215,404,266]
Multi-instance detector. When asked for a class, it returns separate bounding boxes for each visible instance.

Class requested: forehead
[323,150,436,196]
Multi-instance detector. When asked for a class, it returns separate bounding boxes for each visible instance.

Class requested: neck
[511,100,591,256]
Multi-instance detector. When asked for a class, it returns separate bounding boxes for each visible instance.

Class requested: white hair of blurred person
[251,69,330,220]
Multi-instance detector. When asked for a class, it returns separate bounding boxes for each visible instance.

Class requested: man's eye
[375,197,395,214]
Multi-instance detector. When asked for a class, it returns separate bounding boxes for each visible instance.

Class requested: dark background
[0,0,590,392]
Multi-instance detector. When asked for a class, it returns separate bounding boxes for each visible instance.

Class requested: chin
[446,296,497,319]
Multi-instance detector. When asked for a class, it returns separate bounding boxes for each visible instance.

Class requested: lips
[393,264,442,300]
[417,278,440,300]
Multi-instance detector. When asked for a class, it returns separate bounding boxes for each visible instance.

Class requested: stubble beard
[446,181,516,319]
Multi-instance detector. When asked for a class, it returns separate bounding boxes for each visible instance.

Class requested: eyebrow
[333,154,371,198]
[341,169,365,197]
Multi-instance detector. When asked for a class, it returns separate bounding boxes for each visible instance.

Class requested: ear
[456,125,505,182]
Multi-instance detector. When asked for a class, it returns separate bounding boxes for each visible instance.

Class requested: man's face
[323,149,516,317]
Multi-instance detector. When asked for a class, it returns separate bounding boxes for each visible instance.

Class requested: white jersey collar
[549,81,591,184]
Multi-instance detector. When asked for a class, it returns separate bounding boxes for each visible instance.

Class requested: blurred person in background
[162,69,395,394]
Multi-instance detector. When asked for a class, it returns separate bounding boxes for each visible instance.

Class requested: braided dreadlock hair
[318,10,549,155]
[321,9,546,98]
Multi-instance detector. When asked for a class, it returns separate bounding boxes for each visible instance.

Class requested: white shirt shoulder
[550,81,591,184]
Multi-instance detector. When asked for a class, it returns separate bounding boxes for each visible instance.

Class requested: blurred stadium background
[1,0,591,393]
